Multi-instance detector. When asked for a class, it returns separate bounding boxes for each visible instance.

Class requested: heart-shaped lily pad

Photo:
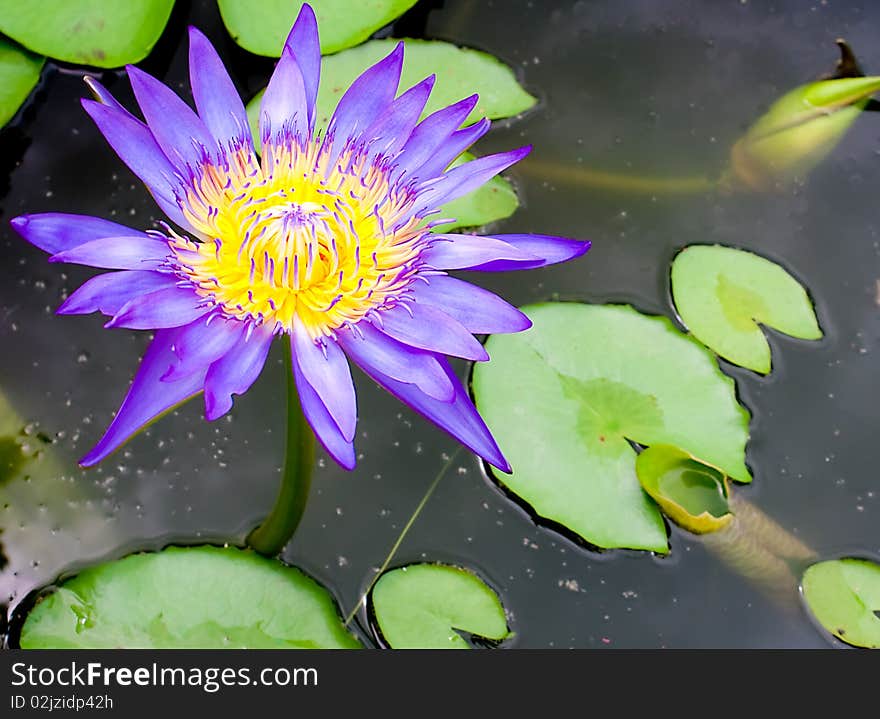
[0,38,44,128]
[219,0,418,56]
[19,545,362,648]
[472,303,751,553]
[801,557,880,649]
[246,38,536,140]
[0,0,174,68]
[635,445,733,534]
[671,245,822,374]
[371,564,510,649]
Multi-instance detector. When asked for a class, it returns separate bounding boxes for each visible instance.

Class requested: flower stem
[700,495,817,610]
[520,159,719,194]
[246,340,315,556]
[344,447,461,626]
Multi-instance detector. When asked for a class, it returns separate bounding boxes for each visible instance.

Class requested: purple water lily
[11,4,589,472]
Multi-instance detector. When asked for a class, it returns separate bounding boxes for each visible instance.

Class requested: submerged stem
[343,448,462,626]
[701,495,817,610]
[521,159,719,195]
[246,341,315,556]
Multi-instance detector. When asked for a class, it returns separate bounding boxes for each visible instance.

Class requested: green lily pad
[0,38,44,128]
[472,303,751,553]
[371,564,510,649]
[219,0,418,56]
[671,245,823,374]
[636,445,733,534]
[19,545,362,648]
[0,0,174,68]
[802,558,880,649]
[432,152,519,232]
[246,38,536,140]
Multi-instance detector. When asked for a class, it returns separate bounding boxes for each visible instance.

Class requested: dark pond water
[1,0,879,648]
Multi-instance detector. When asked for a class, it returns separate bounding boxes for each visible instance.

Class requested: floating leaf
[0,0,174,68]
[19,546,361,648]
[219,0,418,56]
[0,38,44,127]
[432,152,519,232]
[472,303,751,553]
[727,75,880,191]
[246,38,536,140]
[371,564,510,649]
[802,558,880,649]
[636,445,733,534]
[671,245,822,374]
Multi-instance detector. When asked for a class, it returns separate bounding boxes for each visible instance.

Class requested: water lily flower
[11,4,589,472]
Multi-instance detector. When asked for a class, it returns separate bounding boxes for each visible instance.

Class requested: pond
[1,0,878,648]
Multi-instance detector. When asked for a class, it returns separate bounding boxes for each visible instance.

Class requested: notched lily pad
[371,564,510,649]
[636,445,733,534]
[671,245,822,373]
[802,557,880,649]
[19,545,362,648]
[0,38,44,128]
[219,0,418,56]
[0,0,174,68]
[472,303,751,553]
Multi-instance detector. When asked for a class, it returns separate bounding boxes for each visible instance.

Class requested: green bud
[727,75,880,190]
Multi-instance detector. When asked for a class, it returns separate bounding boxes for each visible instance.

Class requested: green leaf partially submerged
[20,546,361,648]
[636,445,733,534]
[246,38,536,140]
[802,558,880,649]
[472,303,751,553]
[371,564,510,649]
[0,0,174,68]
[219,0,418,56]
[0,38,44,128]
[671,245,822,374]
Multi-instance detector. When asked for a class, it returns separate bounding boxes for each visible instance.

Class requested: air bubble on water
[558,579,581,592]
[337,556,349,568]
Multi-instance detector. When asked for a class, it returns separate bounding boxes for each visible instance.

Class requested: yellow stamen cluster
[170,139,427,339]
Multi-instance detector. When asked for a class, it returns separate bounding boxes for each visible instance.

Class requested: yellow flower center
[170,139,427,339]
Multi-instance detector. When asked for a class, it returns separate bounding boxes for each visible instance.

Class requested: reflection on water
[2,0,879,648]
